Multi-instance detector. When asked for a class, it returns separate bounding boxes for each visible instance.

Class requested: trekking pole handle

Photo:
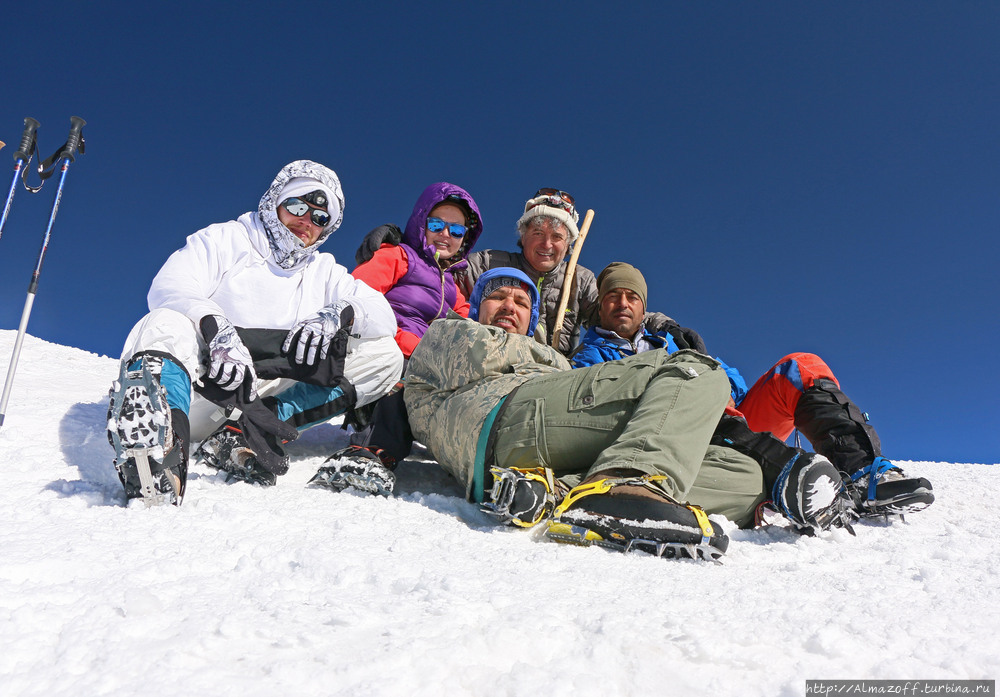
[14,117,40,162]
[62,117,86,162]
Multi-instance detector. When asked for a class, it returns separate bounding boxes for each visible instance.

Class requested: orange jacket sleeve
[395,328,421,358]
[453,285,470,318]
[351,244,408,292]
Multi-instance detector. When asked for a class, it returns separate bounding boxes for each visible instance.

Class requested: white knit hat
[516,194,580,244]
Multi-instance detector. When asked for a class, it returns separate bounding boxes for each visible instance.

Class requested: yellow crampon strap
[552,474,671,518]
[517,467,557,527]
[489,466,557,527]
[687,504,715,543]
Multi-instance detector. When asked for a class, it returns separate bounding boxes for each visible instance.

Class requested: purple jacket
[384,182,483,338]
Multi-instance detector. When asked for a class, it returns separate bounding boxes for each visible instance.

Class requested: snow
[1,330,997,697]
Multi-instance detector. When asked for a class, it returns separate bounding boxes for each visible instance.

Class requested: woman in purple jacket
[309,182,483,495]
[351,182,483,357]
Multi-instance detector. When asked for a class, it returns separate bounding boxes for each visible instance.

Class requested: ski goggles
[426,216,468,238]
[281,196,331,228]
[527,188,576,216]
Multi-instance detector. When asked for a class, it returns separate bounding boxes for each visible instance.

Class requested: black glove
[672,326,707,354]
[195,389,299,476]
[355,223,402,266]
[239,399,299,475]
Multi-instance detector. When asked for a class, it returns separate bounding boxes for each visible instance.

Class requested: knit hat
[597,262,648,312]
[516,192,581,244]
[480,275,531,300]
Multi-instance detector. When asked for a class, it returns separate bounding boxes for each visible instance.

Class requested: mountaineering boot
[107,355,189,507]
[544,471,729,561]
[483,466,565,528]
[309,445,396,496]
[195,423,278,486]
[793,379,933,520]
[846,457,934,517]
[772,452,856,534]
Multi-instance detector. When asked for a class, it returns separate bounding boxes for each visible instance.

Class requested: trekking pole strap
[25,116,86,193]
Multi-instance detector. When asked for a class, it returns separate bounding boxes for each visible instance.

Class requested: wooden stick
[551,209,594,348]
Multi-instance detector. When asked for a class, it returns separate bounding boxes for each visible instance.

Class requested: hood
[402,182,483,271]
[257,160,346,271]
[467,266,540,337]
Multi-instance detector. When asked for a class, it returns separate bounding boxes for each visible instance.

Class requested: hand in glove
[283,300,354,365]
[201,315,258,400]
[355,223,402,266]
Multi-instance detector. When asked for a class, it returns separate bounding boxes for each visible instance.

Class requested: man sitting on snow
[399,268,856,561]
[106,160,403,507]
[571,262,934,522]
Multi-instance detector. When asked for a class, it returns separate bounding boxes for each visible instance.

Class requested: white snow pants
[120,308,404,441]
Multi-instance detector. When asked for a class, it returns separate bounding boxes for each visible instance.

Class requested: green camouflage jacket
[403,318,571,496]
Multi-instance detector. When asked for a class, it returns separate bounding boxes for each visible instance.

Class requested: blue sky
[1,1,997,463]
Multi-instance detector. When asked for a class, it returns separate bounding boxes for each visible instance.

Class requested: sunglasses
[426,217,468,238]
[281,197,331,228]
[528,188,576,216]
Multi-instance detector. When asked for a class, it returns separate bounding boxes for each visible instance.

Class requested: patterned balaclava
[257,160,345,270]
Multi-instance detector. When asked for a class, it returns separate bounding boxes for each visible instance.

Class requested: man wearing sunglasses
[106,160,403,507]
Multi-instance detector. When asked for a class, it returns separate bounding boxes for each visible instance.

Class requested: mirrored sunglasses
[281,197,331,228]
[426,216,468,238]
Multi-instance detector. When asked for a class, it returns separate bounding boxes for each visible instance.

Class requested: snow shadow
[52,400,123,506]
[289,424,487,527]
[50,401,483,523]
[392,448,497,528]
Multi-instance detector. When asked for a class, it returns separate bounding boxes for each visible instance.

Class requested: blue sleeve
[715,357,748,405]
[660,332,680,354]
[572,328,630,368]
[571,343,605,369]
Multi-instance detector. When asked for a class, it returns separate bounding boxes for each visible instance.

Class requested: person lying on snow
[570,262,934,522]
[106,160,403,506]
[396,268,859,561]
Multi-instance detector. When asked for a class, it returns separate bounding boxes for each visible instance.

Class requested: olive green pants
[491,349,766,527]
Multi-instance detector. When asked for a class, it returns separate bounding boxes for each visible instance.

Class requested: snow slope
[1,331,997,697]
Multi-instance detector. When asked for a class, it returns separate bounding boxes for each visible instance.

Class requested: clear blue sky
[2,1,997,463]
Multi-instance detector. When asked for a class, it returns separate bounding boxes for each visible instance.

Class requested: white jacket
[147,212,397,339]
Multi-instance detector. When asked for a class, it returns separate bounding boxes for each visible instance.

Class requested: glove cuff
[338,302,355,332]
[200,314,232,342]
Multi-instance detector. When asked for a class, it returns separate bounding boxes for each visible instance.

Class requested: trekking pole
[551,209,594,349]
[0,117,86,428]
[0,118,40,244]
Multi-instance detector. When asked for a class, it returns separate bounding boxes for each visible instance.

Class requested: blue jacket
[571,325,749,406]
